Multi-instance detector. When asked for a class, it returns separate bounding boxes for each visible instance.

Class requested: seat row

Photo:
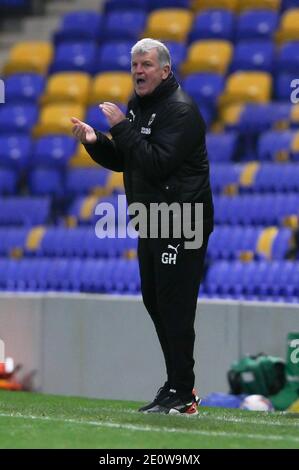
[204,259,299,300]
[0,257,140,293]
[0,225,292,261]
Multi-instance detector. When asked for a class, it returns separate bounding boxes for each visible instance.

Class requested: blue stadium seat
[253,163,299,192]
[0,168,18,194]
[182,73,225,110]
[28,168,64,196]
[32,135,77,169]
[104,0,148,13]
[0,134,32,171]
[275,72,295,100]
[95,41,134,73]
[66,168,110,195]
[53,11,102,44]
[149,0,190,9]
[236,10,279,40]
[234,102,291,134]
[101,10,146,41]
[214,193,299,226]
[189,10,234,42]
[258,130,294,160]
[230,40,274,73]
[0,227,28,256]
[206,132,238,162]
[210,164,242,193]
[162,41,187,74]
[0,104,38,133]
[5,73,46,103]
[0,197,50,226]
[50,41,97,74]
[277,41,299,74]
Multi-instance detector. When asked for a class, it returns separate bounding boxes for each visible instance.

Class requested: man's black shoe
[141,389,200,416]
[138,382,170,412]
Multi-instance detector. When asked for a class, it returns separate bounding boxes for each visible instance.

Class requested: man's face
[131,48,170,97]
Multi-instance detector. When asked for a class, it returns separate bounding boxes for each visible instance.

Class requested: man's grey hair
[131,38,171,68]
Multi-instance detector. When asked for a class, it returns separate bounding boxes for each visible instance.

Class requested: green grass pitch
[0,390,298,449]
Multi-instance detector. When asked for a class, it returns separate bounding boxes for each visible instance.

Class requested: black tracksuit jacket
[85,73,214,229]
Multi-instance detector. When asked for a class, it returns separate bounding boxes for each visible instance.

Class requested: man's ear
[162,65,170,80]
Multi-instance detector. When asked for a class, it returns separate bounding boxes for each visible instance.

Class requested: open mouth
[136,78,146,85]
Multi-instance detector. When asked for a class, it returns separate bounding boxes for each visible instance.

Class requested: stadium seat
[275,72,296,100]
[94,41,134,73]
[222,102,292,134]
[277,41,299,74]
[206,132,238,162]
[104,0,149,12]
[0,197,50,226]
[3,41,53,75]
[53,11,102,44]
[28,168,64,196]
[182,73,225,110]
[5,73,46,103]
[143,9,193,42]
[41,72,91,106]
[252,163,299,192]
[50,42,97,75]
[238,0,281,12]
[0,103,38,134]
[236,9,279,40]
[0,134,32,171]
[188,10,235,42]
[192,0,238,13]
[230,40,274,73]
[149,0,191,9]
[101,10,147,41]
[90,72,133,105]
[32,135,77,169]
[163,41,187,74]
[181,40,233,75]
[65,168,110,196]
[33,103,85,138]
[276,8,299,43]
[258,130,294,161]
[0,227,29,257]
[210,163,242,193]
[0,169,18,195]
[219,71,272,107]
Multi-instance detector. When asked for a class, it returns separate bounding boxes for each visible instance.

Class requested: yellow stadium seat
[291,131,299,153]
[291,105,299,126]
[143,9,193,42]
[3,41,53,75]
[181,40,233,75]
[192,0,238,12]
[90,72,133,105]
[33,103,85,138]
[219,72,272,107]
[70,144,100,168]
[41,72,91,105]
[256,227,279,260]
[238,0,281,12]
[276,9,299,44]
[219,103,245,126]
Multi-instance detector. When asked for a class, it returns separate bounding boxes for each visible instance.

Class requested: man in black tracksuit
[71,38,213,416]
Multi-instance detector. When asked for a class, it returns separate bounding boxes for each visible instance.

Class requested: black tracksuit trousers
[138,233,209,401]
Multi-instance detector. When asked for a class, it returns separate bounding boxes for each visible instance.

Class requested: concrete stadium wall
[0,294,298,401]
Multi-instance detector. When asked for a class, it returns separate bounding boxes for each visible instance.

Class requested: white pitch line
[0,412,298,444]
